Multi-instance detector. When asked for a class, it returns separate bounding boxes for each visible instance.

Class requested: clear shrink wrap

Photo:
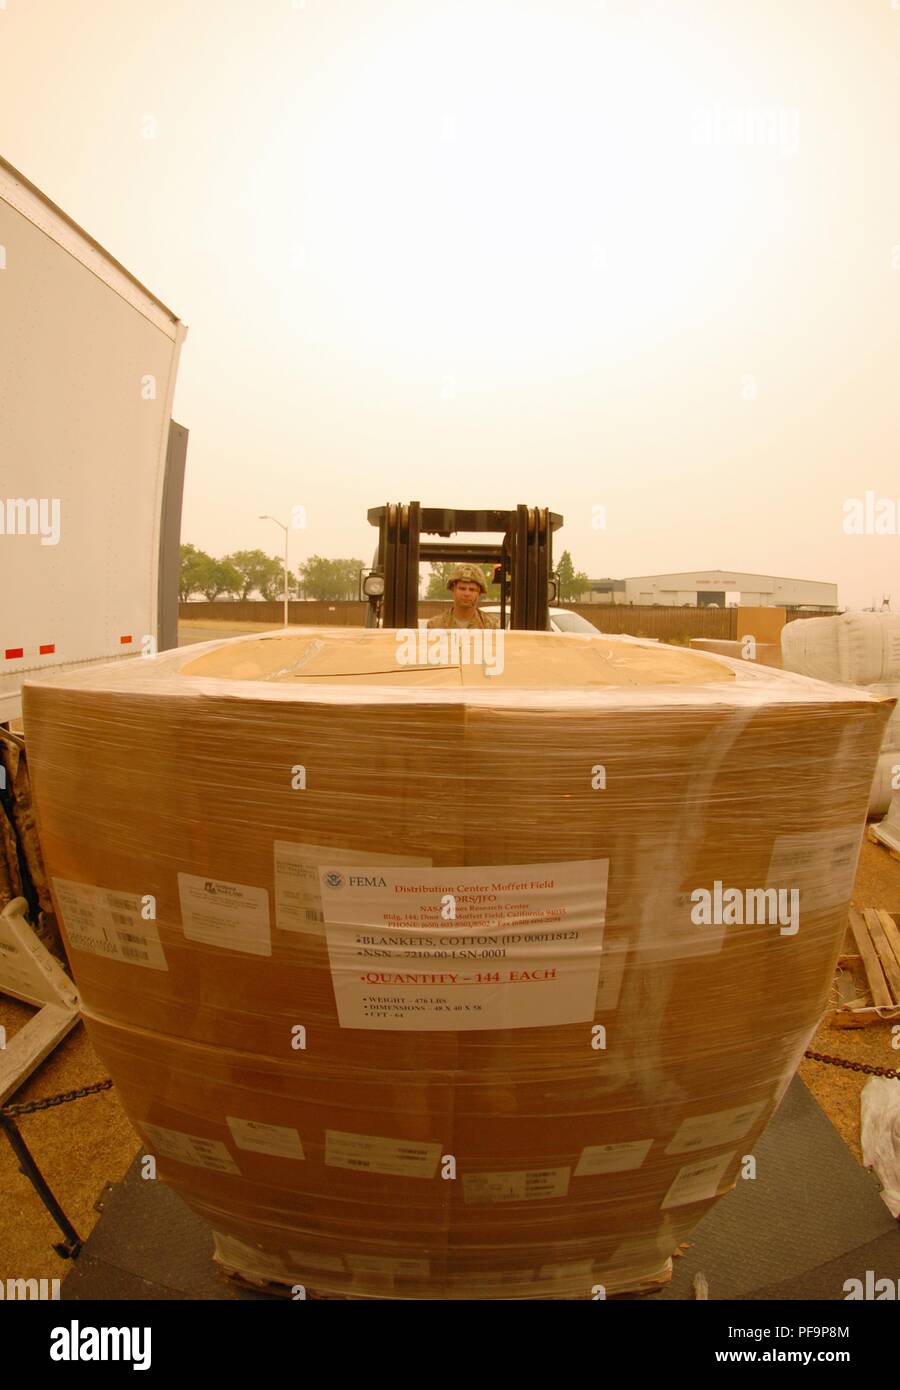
[22,628,894,1299]
[781,612,900,686]
[869,751,900,817]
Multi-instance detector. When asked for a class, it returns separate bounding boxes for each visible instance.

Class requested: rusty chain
[1,1078,113,1118]
[803,1049,899,1080]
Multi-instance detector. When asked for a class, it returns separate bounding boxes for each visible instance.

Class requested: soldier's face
[453,581,480,608]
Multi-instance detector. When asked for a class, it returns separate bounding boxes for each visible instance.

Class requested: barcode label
[324,1130,441,1179]
[463,1167,571,1204]
[304,909,324,923]
[51,879,168,972]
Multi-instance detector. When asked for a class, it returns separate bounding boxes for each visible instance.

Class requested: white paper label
[665,1101,766,1155]
[177,873,270,956]
[660,1152,735,1209]
[52,879,168,971]
[226,1117,305,1160]
[324,1130,441,1179]
[766,826,862,914]
[142,1123,240,1174]
[274,841,431,934]
[319,858,608,1031]
[462,1167,571,1204]
[575,1138,654,1176]
[213,1233,289,1278]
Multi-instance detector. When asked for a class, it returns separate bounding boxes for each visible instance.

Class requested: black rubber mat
[655,1075,898,1300]
[61,1076,899,1301]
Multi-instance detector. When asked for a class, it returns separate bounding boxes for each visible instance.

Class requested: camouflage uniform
[426,606,500,630]
[426,563,500,629]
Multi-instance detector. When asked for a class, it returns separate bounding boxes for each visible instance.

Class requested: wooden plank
[847,908,893,1007]
[0,1004,80,1106]
[875,909,900,974]
[831,1008,894,1029]
[868,825,900,861]
[865,910,900,1004]
[0,897,78,1009]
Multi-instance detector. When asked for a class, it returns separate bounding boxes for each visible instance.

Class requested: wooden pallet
[831,906,900,1027]
[866,824,900,863]
[0,896,80,1105]
[217,1257,673,1301]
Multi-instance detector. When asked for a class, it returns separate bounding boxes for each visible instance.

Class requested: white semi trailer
[0,155,187,723]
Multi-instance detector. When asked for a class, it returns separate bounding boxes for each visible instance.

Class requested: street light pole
[259,515,289,626]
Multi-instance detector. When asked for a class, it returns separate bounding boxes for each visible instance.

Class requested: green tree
[179,543,214,601]
[425,562,501,600]
[425,562,456,598]
[556,550,590,602]
[261,568,299,602]
[193,553,241,602]
[296,556,366,600]
[225,549,285,601]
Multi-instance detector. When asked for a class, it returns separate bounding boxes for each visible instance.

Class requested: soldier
[426,564,500,629]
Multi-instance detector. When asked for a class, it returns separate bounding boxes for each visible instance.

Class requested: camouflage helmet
[447,563,488,594]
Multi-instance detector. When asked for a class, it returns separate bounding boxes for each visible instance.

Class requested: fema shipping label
[318,859,608,1031]
[52,879,168,972]
[273,841,431,934]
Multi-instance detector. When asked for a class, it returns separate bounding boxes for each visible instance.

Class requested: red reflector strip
[120,635,133,644]
[39,643,55,655]
[5,649,24,659]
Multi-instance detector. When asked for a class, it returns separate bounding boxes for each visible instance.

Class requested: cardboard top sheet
[178,628,734,688]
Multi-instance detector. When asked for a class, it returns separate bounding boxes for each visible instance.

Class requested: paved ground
[177,621,281,646]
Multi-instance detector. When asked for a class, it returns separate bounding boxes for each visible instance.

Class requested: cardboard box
[22,628,893,1298]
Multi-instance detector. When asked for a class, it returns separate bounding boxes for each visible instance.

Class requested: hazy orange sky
[2,0,898,608]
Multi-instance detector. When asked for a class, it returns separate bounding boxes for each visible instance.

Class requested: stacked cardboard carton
[22,628,893,1298]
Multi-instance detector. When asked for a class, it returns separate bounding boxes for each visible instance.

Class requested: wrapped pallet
[781,612,900,686]
[871,790,900,856]
[782,616,900,813]
[22,628,894,1299]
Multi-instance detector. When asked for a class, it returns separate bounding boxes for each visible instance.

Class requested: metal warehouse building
[584,570,838,609]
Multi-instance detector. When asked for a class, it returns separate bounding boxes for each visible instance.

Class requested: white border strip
[0,159,182,339]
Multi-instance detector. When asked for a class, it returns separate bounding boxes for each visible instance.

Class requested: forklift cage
[362,504,563,630]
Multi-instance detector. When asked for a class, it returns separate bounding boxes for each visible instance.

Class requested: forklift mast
[364,504,563,630]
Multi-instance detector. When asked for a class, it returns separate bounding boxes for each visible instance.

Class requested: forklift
[361,503,563,630]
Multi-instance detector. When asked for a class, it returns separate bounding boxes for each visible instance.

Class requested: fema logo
[323,872,344,889]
